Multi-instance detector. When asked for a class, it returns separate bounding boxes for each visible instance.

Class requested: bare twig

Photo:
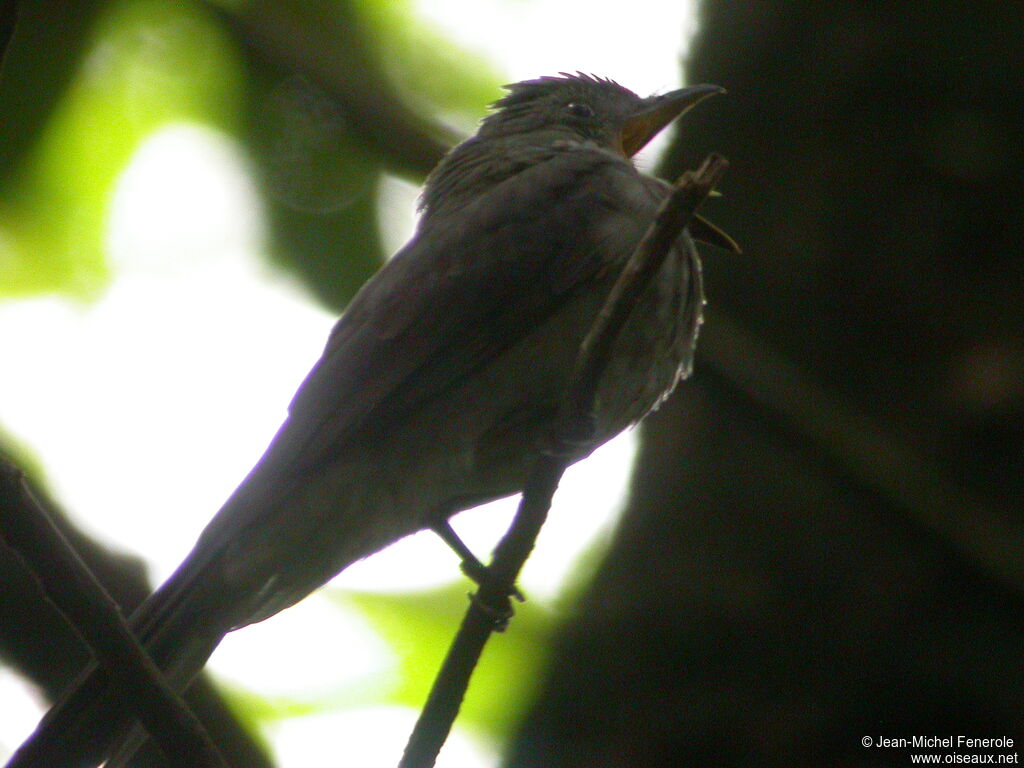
[398,153,729,768]
[0,444,274,767]
[0,457,225,768]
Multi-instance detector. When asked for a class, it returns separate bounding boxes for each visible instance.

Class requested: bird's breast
[460,231,702,489]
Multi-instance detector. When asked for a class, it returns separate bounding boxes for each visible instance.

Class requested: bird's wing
[252,148,656,482]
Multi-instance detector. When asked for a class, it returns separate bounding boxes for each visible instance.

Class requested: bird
[10,72,736,767]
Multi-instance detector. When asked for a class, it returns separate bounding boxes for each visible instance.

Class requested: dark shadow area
[507,2,1024,765]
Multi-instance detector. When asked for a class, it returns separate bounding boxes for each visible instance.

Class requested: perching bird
[11,73,736,767]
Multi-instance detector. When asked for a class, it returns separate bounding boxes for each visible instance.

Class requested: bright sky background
[0,1,699,764]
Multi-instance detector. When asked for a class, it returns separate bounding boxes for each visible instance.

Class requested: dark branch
[0,446,274,768]
[0,457,225,768]
[398,153,729,768]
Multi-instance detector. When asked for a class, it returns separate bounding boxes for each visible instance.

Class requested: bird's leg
[430,518,525,603]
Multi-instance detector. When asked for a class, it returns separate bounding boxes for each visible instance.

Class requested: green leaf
[0,0,243,299]
[355,0,502,131]
[335,583,557,740]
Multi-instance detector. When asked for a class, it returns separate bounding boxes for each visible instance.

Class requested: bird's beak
[620,84,725,157]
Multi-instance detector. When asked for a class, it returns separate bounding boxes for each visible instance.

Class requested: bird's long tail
[7,552,233,768]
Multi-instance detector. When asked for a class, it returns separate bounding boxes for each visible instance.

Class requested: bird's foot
[431,520,525,602]
[469,589,514,632]
[459,558,525,603]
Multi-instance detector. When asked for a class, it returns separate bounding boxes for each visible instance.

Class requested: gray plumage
[12,73,729,768]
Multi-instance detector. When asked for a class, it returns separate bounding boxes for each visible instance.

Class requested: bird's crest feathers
[482,72,639,127]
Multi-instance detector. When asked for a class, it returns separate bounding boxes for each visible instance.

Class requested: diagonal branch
[0,457,225,768]
[398,153,730,768]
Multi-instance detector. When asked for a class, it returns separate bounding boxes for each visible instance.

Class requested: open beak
[620,84,725,157]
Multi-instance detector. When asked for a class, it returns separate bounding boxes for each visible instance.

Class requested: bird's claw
[468,590,514,631]
[432,519,525,602]
[460,559,525,602]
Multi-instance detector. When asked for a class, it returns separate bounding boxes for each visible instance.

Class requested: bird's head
[418,73,733,242]
[478,72,724,158]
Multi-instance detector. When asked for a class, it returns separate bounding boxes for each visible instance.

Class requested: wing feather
[252,149,655,484]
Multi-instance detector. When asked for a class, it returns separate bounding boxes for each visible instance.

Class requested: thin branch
[0,445,274,767]
[398,153,729,768]
[0,457,225,768]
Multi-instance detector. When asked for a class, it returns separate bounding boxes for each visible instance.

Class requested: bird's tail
[7,552,233,768]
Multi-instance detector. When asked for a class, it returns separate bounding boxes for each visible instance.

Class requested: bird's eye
[566,101,595,118]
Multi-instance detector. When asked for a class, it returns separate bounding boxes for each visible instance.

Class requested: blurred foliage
[0,0,501,307]
[0,0,242,298]
[220,0,500,308]
[336,585,556,741]
[0,0,102,185]
[212,584,558,745]
[0,0,559,758]
[216,682,321,731]
[243,63,387,309]
[356,0,500,133]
